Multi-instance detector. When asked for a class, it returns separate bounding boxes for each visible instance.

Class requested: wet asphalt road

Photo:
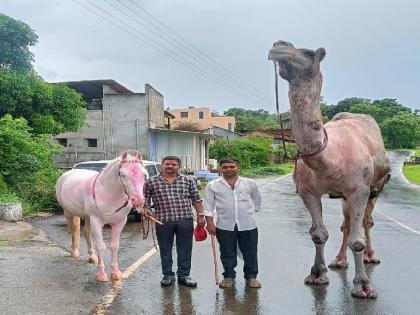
[2,151,420,315]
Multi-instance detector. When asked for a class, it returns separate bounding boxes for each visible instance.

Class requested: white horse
[56,151,146,281]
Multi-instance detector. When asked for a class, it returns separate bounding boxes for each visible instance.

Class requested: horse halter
[91,163,134,216]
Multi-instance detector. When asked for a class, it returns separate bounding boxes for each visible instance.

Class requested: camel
[268,41,390,298]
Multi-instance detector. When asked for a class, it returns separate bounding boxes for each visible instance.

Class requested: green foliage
[0,69,86,134]
[0,13,38,73]
[0,173,8,194]
[380,112,420,149]
[273,143,298,163]
[209,136,273,168]
[0,115,60,212]
[223,108,281,132]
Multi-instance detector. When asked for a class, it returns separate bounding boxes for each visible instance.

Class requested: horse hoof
[70,250,80,258]
[96,273,109,282]
[88,256,98,264]
[111,271,123,281]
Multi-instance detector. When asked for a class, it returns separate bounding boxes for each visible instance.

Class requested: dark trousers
[156,218,193,278]
[216,226,258,280]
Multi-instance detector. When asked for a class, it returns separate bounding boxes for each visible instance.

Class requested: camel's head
[268,40,326,83]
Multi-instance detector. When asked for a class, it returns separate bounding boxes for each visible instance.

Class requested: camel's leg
[83,217,98,264]
[109,218,127,281]
[90,216,108,282]
[347,189,377,298]
[64,210,80,258]
[363,197,380,264]
[329,199,350,269]
[301,193,329,285]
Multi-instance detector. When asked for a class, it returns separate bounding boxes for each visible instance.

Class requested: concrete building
[168,107,236,131]
[54,80,212,171]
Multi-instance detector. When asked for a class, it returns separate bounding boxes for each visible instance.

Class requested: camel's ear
[134,151,142,161]
[121,151,128,161]
[316,48,326,62]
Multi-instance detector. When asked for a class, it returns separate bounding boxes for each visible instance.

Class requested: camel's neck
[289,76,326,169]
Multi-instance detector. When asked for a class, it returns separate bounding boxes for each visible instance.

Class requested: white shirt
[203,176,262,231]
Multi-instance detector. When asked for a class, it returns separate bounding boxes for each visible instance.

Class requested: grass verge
[240,163,294,178]
[403,164,420,185]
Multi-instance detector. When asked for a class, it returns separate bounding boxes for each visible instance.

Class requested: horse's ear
[134,151,142,161]
[121,151,128,161]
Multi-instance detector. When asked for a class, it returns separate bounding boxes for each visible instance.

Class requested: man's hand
[196,214,206,227]
[206,218,216,235]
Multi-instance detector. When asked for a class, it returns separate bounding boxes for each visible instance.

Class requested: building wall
[149,130,206,171]
[103,93,149,159]
[168,107,236,131]
[146,84,165,129]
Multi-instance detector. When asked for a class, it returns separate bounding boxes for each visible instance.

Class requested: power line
[72,0,270,107]
[119,0,271,104]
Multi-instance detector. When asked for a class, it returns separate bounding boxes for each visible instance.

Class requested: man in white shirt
[204,158,262,289]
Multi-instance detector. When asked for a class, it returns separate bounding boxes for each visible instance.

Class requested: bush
[0,191,32,215]
[209,136,272,168]
[273,143,298,163]
[0,115,60,213]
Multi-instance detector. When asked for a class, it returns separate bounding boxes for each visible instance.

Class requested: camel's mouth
[268,40,296,62]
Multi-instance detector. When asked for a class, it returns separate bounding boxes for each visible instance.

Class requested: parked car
[72,159,161,221]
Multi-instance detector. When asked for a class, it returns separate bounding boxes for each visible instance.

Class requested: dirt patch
[0,220,49,243]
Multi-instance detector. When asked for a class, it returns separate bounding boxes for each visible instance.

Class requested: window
[57,138,67,147]
[199,111,204,119]
[180,111,188,118]
[145,165,157,177]
[87,138,98,147]
[86,99,103,110]
[227,123,232,131]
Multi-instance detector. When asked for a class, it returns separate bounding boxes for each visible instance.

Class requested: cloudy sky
[1,0,419,113]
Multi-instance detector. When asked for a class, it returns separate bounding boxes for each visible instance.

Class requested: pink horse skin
[56,151,146,282]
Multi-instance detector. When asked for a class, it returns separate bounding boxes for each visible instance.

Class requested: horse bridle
[91,160,144,216]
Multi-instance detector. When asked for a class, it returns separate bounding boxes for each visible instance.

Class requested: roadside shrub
[273,143,298,163]
[209,136,272,168]
[0,115,60,213]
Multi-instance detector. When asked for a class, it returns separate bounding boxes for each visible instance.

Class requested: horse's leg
[83,217,98,264]
[90,216,108,282]
[109,218,127,281]
[301,192,329,285]
[363,197,380,264]
[348,188,377,298]
[329,199,350,269]
[64,209,80,258]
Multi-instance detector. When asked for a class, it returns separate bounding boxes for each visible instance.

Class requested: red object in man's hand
[194,225,207,242]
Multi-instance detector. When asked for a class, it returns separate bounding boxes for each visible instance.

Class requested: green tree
[0,69,86,134]
[0,13,38,73]
[224,107,280,131]
[380,112,420,149]
[0,115,60,210]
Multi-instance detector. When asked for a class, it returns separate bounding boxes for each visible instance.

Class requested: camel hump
[331,112,373,122]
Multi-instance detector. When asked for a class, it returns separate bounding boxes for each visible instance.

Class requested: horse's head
[118,151,146,208]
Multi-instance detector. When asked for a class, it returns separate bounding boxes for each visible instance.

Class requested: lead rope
[274,61,288,160]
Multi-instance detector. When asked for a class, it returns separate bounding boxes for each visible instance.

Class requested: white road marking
[377,211,420,236]
[92,246,158,315]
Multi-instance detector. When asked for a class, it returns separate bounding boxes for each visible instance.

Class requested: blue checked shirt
[143,173,202,222]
